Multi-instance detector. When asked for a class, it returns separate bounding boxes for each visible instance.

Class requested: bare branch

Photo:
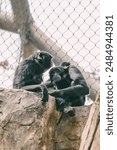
[0,14,18,33]
[10,0,33,28]
[29,24,74,65]
[10,0,34,58]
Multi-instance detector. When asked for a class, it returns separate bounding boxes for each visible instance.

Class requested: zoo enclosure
[0,0,99,99]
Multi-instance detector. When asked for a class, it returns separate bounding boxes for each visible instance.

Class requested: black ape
[13,50,53,102]
[13,50,53,88]
[48,62,89,115]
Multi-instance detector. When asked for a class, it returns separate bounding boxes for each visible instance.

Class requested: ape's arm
[22,80,53,92]
[69,66,89,87]
[44,80,53,88]
[22,84,43,92]
[22,84,49,102]
[49,85,89,98]
[49,66,89,98]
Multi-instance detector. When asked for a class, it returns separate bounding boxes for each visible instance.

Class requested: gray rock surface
[0,88,91,150]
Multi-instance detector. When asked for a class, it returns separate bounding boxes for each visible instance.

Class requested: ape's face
[33,51,53,71]
[49,67,64,84]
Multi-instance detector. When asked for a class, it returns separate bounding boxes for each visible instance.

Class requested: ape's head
[49,62,70,84]
[49,67,64,84]
[31,50,53,71]
[61,62,70,68]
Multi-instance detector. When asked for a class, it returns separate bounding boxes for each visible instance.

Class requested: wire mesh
[0,0,99,89]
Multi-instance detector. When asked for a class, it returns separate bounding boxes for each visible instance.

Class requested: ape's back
[13,51,53,89]
[13,59,43,89]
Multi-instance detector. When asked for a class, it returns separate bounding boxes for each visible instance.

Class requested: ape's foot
[64,106,75,117]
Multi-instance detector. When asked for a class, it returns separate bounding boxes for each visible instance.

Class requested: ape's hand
[49,89,63,97]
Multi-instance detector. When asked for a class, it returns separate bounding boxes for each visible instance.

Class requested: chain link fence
[0,0,99,92]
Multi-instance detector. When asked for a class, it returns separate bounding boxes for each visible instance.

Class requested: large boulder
[0,88,91,150]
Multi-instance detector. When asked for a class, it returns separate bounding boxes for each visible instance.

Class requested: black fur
[13,50,53,102]
[48,62,89,114]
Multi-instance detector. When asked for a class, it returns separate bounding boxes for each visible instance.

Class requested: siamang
[13,50,53,102]
[48,62,89,116]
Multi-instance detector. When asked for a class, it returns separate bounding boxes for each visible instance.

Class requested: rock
[54,106,91,150]
[0,89,91,150]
